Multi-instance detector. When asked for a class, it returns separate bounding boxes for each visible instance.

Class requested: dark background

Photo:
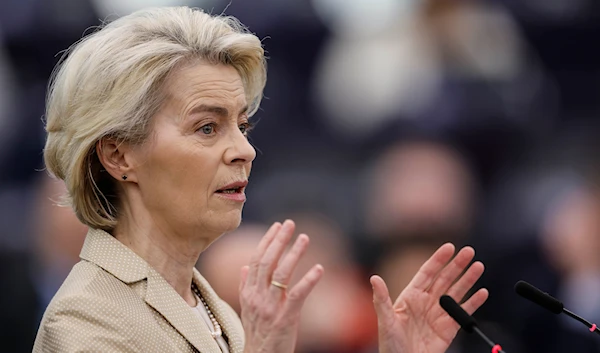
[2,0,600,352]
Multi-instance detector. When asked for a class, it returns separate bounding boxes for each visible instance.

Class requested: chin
[211,210,244,235]
[223,217,243,233]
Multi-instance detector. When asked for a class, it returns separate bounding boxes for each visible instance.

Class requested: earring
[121,175,127,180]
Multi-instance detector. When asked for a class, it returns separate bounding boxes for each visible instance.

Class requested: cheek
[168,151,218,198]
[141,145,215,201]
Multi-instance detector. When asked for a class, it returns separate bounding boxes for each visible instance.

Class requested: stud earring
[121,175,127,180]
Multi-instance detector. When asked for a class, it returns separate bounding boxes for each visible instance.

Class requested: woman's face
[128,62,256,238]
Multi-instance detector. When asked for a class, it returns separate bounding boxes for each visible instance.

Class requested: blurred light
[311,21,442,139]
[90,0,215,18]
[311,0,420,37]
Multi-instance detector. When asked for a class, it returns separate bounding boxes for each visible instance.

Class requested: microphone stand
[472,326,507,353]
[563,308,600,336]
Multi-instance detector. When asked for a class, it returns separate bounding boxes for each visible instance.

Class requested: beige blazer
[33,228,245,353]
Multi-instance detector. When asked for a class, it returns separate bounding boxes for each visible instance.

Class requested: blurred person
[364,139,477,298]
[310,0,557,169]
[470,131,600,353]
[287,212,378,353]
[30,176,88,317]
[199,214,378,353]
[476,171,600,353]
[537,183,600,351]
[0,175,86,352]
[33,6,489,353]
[362,138,517,353]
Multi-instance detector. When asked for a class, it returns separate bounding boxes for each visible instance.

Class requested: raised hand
[239,220,324,353]
[372,243,489,353]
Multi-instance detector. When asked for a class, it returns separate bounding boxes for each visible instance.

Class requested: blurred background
[1,0,600,352]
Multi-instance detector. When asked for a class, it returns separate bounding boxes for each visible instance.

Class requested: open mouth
[215,180,248,196]
[216,187,244,194]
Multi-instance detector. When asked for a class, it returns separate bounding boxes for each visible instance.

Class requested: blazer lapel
[80,229,239,352]
[193,271,245,353]
[145,269,221,353]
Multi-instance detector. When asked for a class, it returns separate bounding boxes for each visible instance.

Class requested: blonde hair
[43,6,267,230]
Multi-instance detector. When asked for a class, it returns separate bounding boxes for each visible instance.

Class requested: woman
[33,6,488,353]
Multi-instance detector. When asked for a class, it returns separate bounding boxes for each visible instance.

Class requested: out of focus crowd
[1,0,600,352]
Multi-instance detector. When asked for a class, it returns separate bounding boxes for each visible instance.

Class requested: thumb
[370,275,395,328]
[239,265,249,293]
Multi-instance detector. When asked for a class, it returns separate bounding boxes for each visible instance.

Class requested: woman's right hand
[239,220,324,353]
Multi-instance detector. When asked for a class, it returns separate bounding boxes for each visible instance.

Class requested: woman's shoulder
[44,260,151,318]
[39,261,137,323]
[49,260,135,302]
[33,261,165,352]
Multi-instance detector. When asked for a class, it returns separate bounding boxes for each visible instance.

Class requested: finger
[427,246,475,296]
[283,264,324,315]
[461,288,489,316]
[239,265,249,294]
[246,222,282,287]
[370,275,395,331]
[406,243,456,291]
[257,220,296,287]
[445,261,485,303]
[269,234,310,298]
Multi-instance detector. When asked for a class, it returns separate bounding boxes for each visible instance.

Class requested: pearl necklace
[192,283,223,339]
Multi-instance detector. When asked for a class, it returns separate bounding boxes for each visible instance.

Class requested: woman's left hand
[372,243,489,353]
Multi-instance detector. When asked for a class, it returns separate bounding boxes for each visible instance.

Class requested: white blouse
[192,294,231,353]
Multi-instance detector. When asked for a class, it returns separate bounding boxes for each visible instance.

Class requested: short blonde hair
[43,6,267,230]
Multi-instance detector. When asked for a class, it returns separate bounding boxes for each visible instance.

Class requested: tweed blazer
[32,228,245,352]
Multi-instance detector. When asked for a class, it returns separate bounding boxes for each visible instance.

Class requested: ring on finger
[271,280,288,290]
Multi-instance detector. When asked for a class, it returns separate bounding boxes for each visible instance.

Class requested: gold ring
[271,280,288,290]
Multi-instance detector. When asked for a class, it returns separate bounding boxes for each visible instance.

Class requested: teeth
[222,189,237,194]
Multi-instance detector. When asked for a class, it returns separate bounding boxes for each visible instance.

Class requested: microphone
[514,280,600,336]
[439,295,507,353]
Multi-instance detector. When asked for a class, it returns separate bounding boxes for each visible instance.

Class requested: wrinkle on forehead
[160,61,247,122]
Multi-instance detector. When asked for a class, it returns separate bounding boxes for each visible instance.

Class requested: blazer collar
[79,228,243,352]
[79,228,148,284]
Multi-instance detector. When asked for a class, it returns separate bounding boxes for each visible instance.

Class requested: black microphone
[439,295,507,353]
[514,280,600,336]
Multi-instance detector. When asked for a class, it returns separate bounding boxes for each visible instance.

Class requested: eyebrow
[189,104,249,117]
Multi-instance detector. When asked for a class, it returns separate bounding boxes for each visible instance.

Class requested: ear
[96,138,138,183]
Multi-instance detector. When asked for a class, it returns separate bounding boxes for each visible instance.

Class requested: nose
[224,128,256,165]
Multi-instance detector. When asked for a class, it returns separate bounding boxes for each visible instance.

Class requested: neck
[113,205,216,307]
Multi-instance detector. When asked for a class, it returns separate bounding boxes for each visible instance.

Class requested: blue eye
[199,124,214,134]
[239,122,254,136]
